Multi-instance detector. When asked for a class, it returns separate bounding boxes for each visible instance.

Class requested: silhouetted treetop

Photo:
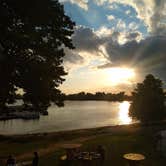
[129,74,166,122]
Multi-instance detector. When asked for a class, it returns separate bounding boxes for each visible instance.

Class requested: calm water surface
[0,101,132,135]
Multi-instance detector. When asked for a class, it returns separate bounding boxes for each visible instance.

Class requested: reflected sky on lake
[0,101,133,135]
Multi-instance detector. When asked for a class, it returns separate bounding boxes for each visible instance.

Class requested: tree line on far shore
[15,91,131,101]
[64,92,131,101]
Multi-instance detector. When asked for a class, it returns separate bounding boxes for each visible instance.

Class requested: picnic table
[77,151,101,160]
[60,145,101,166]
[123,153,145,166]
[76,151,101,166]
[61,144,82,160]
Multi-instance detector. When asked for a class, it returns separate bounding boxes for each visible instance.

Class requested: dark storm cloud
[105,36,165,63]
[71,27,166,71]
[97,63,112,69]
[67,26,166,81]
[104,35,166,83]
[72,26,102,53]
[63,26,103,68]
[63,48,84,64]
[125,32,142,41]
[151,0,166,35]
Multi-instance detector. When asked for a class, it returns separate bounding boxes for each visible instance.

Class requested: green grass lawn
[39,134,166,165]
[1,125,166,165]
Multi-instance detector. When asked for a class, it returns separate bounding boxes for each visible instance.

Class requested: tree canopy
[129,74,166,122]
[0,0,75,110]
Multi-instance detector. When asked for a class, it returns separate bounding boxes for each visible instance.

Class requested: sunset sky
[59,0,166,94]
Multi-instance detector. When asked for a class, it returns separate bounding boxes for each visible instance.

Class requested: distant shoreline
[0,123,139,138]
[1,121,166,137]
[64,99,131,101]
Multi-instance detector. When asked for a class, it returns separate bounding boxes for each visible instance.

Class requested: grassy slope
[1,124,166,165]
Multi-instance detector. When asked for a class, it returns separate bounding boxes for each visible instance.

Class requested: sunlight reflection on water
[118,101,132,124]
[0,101,133,135]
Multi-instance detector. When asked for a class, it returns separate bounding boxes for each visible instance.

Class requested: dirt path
[16,135,97,161]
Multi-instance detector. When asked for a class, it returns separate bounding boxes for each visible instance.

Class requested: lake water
[0,101,132,135]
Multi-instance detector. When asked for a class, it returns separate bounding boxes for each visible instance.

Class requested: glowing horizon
[60,67,137,94]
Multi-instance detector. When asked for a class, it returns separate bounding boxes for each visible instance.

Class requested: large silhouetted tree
[129,74,166,122]
[0,0,75,111]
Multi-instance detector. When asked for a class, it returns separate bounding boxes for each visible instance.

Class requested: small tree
[129,74,166,122]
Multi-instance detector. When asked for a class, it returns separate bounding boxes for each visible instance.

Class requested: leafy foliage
[0,0,75,110]
[129,74,166,122]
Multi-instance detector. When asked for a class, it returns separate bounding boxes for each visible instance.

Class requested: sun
[104,67,136,86]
